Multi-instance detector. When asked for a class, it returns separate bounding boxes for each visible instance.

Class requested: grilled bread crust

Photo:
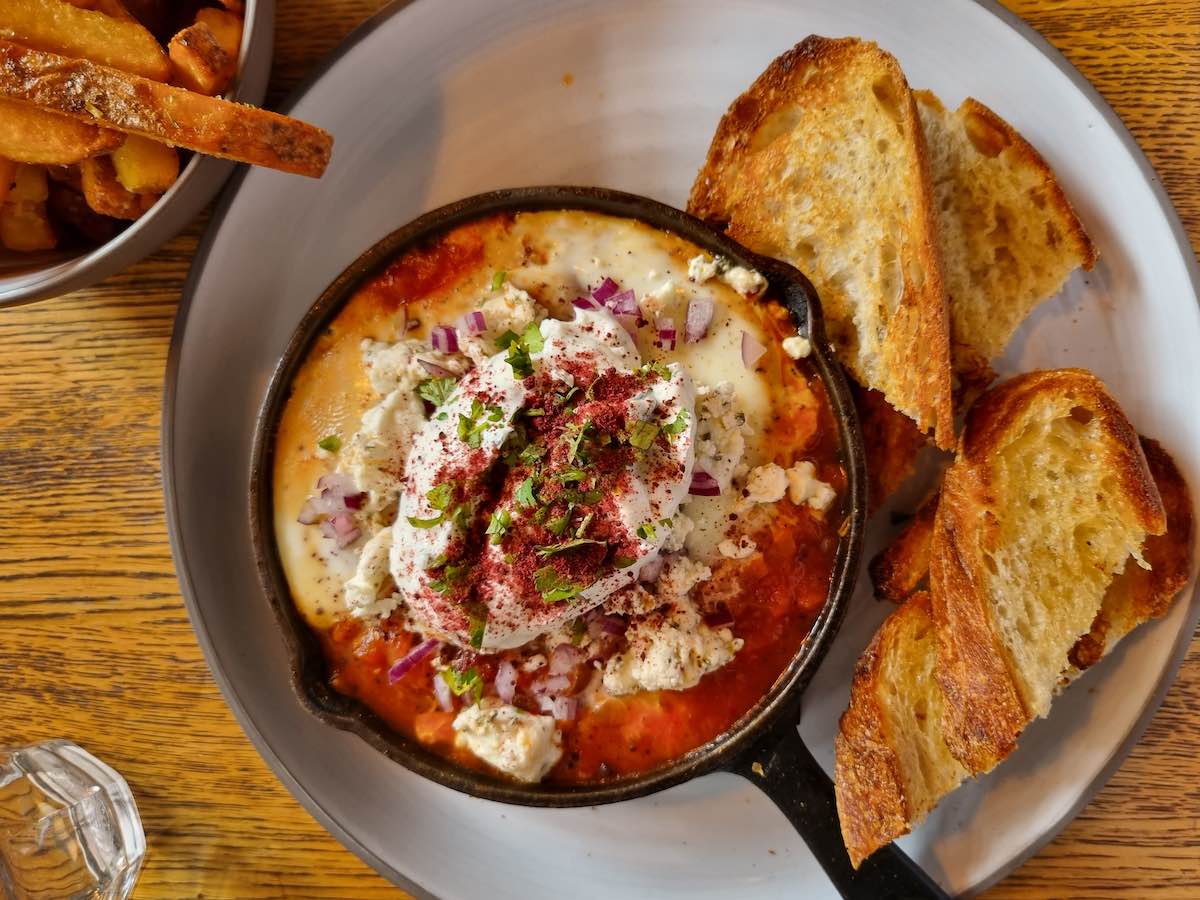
[931,369,1166,772]
[688,36,954,449]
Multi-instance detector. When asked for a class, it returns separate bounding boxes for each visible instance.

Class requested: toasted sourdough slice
[931,369,1166,772]
[835,592,968,869]
[915,92,1098,391]
[871,435,1193,651]
[840,433,1191,866]
[688,36,954,449]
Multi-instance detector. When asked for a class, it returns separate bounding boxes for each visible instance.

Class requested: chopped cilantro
[450,503,472,529]
[407,513,444,529]
[441,667,483,703]
[468,614,486,649]
[557,468,587,484]
[317,434,341,452]
[614,555,637,569]
[505,342,533,378]
[628,420,660,450]
[518,442,545,466]
[662,408,691,436]
[491,270,506,291]
[526,407,546,417]
[515,478,538,508]
[575,511,593,537]
[563,487,603,505]
[485,508,512,544]
[570,617,587,646]
[426,482,455,511]
[545,512,572,536]
[417,377,457,407]
[536,538,605,558]
[636,521,657,541]
[425,553,449,570]
[564,420,592,464]
[533,565,583,602]
[457,398,503,449]
[494,329,520,350]
[430,563,467,594]
[639,361,672,380]
[521,321,544,353]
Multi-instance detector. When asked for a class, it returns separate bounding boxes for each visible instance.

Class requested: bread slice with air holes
[915,91,1098,393]
[688,36,955,450]
[835,591,968,869]
[931,369,1166,772]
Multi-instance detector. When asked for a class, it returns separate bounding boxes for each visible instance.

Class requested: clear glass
[0,741,145,900]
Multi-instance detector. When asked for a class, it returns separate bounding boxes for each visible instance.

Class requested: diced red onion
[685,298,714,343]
[741,330,767,369]
[572,296,604,311]
[587,612,625,640]
[462,310,487,336]
[605,289,640,317]
[549,643,584,677]
[638,555,665,583]
[591,277,619,303]
[430,324,459,353]
[297,498,322,525]
[388,638,439,684]
[495,661,517,703]
[327,512,360,548]
[531,673,571,696]
[432,672,453,711]
[539,695,578,721]
[418,358,456,378]
[689,469,722,496]
[317,472,358,498]
[656,317,677,351]
[342,491,367,510]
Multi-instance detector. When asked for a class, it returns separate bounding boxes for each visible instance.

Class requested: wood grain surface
[0,1,1195,897]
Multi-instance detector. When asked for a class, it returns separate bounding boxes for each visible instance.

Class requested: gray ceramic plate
[163,1,1200,897]
[0,0,274,307]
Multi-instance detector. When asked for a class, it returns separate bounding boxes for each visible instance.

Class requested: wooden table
[0,1,1195,896]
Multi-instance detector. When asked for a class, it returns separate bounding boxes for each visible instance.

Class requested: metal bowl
[0,0,275,308]
[248,186,944,898]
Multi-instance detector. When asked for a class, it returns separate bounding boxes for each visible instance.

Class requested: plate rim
[160,1,1200,896]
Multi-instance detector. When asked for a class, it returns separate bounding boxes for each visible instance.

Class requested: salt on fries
[0,0,332,255]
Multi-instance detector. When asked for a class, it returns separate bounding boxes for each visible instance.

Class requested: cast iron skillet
[249,186,948,899]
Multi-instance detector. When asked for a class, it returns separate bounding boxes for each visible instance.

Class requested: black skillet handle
[730,725,949,900]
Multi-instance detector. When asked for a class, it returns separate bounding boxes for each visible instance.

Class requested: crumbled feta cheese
[361,338,469,395]
[657,555,712,601]
[603,598,743,695]
[718,535,758,559]
[641,279,678,316]
[343,527,400,618]
[744,463,788,504]
[722,266,767,297]
[662,513,695,553]
[786,461,837,511]
[453,699,563,783]
[693,382,749,492]
[782,335,812,359]
[687,254,719,283]
[603,583,661,616]
[460,282,546,363]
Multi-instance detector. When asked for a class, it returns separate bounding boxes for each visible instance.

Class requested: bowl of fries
[0,0,333,306]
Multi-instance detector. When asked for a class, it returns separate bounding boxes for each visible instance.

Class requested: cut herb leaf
[468,614,486,649]
[417,377,457,407]
[533,565,583,602]
[636,521,657,541]
[430,564,467,594]
[491,270,506,291]
[441,666,483,703]
[515,478,538,508]
[557,468,587,484]
[426,482,455,511]
[494,329,520,350]
[536,538,605,558]
[614,555,637,569]
[485,508,512,544]
[317,434,341,452]
[661,408,691,436]
[407,513,445,529]
[628,420,660,450]
[521,321,544,353]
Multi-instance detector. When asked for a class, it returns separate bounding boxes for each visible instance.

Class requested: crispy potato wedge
[0,158,16,205]
[110,134,178,194]
[169,21,236,96]
[0,201,57,251]
[0,40,333,178]
[80,155,157,219]
[1,0,170,81]
[62,0,136,21]
[0,98,122,165]
[9,164,49,204]
[195,7,243,62]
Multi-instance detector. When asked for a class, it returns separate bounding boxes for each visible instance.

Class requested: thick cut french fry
[62,0,136,21]
[110,134,178,193]
[0,41,333,178]
[195,7,243,60]
[0,201,57,251]
[9,164,49,203]
[0,98,122,165]
[80,155,156,219]
[0,158,16,205]
[169,22,235,96]
[1,0,170,81]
